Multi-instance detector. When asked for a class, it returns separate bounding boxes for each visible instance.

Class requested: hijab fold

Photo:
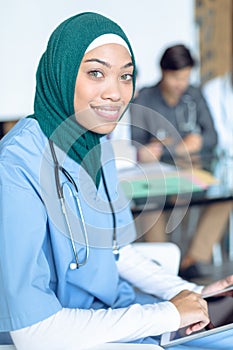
[29,12,135,187]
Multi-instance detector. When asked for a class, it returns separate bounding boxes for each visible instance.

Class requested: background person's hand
[175,133,203,156]
[138,141,163,163]
[170,289,209,335]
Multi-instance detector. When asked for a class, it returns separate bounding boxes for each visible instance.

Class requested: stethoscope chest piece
[70,262,79,270]
[113,247,120,261]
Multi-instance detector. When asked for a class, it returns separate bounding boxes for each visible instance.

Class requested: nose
[101,78,121,101]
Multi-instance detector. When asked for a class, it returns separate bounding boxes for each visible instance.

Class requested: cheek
[166,80,176,91]
[122,85,134,103]
[181,80,189,89]
[74,86,92,113]
[164,77,174,87]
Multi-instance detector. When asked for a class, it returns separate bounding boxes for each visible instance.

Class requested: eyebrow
[83,58,133,69]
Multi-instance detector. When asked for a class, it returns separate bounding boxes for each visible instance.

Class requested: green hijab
[30,12,136,187]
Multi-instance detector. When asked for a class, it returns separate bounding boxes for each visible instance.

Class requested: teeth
[95,108,118,115]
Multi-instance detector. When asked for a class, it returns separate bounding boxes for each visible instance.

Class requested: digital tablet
[160,286,233,347]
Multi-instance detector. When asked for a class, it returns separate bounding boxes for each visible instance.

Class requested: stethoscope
[49,139,119,270]
[175,94,199,133]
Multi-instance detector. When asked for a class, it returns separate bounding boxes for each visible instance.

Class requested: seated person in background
[130,44,231,279]
[130,44,217,162]
[184,67,233,274]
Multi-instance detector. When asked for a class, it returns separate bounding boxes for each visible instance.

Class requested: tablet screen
[160,286,233,347]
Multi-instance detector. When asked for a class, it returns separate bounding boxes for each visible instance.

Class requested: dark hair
[160,44,196,71]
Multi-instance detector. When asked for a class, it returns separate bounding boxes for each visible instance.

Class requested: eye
[120,73,133,82]
[88,70,104,79]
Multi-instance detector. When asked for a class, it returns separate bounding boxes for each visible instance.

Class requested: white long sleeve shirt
[11,244,203,350]
[203,72,233,156]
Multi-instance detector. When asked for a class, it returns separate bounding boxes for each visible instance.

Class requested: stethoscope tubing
[48,139,119,269]
[49,139,89,269]
[175,94,198,133]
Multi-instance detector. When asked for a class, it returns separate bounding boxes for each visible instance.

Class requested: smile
[93,106,122,121]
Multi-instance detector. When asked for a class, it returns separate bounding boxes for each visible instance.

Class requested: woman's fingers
[170,290,210,334]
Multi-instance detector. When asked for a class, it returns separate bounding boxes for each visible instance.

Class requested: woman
[0,12,233,350]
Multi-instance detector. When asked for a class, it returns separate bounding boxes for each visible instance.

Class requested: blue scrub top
[0,118,136,332]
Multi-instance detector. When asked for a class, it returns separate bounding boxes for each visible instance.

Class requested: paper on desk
[191,169,219,186]
[119,166,219,199]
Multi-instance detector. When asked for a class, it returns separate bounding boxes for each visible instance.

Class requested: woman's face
[74,43,134,134]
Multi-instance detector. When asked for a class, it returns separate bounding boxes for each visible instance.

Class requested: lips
[92,106,122,121]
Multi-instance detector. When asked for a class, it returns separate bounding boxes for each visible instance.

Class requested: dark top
[130,83,217,159]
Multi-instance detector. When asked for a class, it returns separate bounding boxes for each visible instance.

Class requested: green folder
[120,175,204,199]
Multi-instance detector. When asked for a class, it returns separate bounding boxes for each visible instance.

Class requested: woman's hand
[170,289,209,335]
[202,274,233,297]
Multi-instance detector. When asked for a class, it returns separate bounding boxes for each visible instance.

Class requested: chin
[92,123,117,135]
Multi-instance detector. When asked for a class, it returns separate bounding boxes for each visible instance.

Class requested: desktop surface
[118,153,233,213]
